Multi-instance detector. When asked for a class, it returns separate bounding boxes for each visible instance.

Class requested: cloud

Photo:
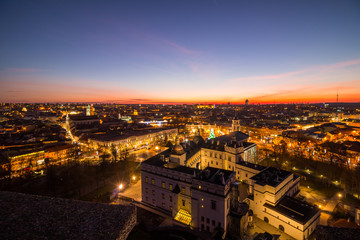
[162,39,198,55]
[229,58,360,82]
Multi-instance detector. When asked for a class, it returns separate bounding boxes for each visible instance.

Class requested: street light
[132,176,136,181]
[338,193,342,198]
[119,184,123,190]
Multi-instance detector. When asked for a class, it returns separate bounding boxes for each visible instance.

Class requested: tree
[110,144,117,162]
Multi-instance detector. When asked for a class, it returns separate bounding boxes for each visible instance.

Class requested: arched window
[264,217,269,223]
[279,225,284,232]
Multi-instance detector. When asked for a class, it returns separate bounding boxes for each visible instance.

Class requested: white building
[140,120,320,239]
[141,154,235,233]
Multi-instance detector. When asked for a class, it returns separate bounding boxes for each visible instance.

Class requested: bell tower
[232,118,240,132]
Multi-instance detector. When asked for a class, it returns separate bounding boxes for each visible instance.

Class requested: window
[216,162,218,165]
[210,153,212,157]
[162,182,165,188]
[151,179,155,185]
[219,155,222,159]
[218,222,221,227]
[201,224,204,230]
[169,184,173,191]
[212,220,215,226]
[201,216,204,222]
[152,190,155,196]
[145,177,149,183]
[145,196,148,201]
[228,156,231,161]
[182,200,185,206]
[162,193,165,199]
[206,218,210,224]
[181,187,186,194]
[198,185,201,189]
[264,217,269,223]
[279,225,284,232]
[145,188,148,193]
[206,226,209,231]
[169,196,172,202]
[215,153,217,158]
[246,173,248,177]
[162,202,165,208]
[152,199,155,204]
[211,200,217,210]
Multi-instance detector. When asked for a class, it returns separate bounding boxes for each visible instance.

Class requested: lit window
[145,188,148,193]
[151,179,155,185]
[152,190,155,196]
[169,184,173,191]
[145,177,148,183]
[162,182,165,188]
[182,200,185,206]
[199,185,201,190]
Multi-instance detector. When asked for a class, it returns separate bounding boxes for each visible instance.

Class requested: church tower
[232,117,240,132]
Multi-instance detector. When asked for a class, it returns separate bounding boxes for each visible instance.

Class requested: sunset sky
[1,0,359,104]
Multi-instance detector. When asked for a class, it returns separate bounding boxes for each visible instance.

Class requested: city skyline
[1,0,360,104]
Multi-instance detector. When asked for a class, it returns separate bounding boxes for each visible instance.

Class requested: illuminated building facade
[141,120,319,239]
[141,153,235,233]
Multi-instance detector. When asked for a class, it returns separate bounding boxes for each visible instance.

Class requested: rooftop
[237,160,267,172]
[250,167,292,187]
[264,196,319,224]
[194,167,234,186]
[69,115,99,121]
[0,191,136,240]
[88,128,176,142]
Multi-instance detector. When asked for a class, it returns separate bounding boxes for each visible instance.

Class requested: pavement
[118,180,142,202]
[248,217,295,240]
[319,191,343,225]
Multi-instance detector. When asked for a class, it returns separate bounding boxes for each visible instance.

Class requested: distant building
[88,128,178,151]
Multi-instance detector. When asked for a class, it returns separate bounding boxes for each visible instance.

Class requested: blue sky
[1,0,359,103]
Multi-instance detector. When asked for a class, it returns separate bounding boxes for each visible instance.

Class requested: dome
[173,144,184,154]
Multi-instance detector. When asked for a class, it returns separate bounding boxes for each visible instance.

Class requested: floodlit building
[140,119,320,239]
[141,152,235,233]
